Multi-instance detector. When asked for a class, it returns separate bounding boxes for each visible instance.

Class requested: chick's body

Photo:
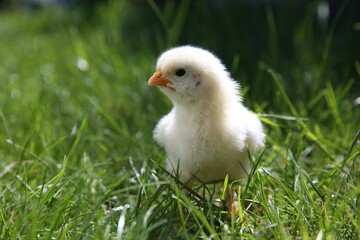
[149,46,265,184]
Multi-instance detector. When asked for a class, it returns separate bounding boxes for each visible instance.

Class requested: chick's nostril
[154,71,162,78]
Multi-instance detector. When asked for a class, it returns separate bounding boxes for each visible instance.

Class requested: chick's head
[148,46,233,105]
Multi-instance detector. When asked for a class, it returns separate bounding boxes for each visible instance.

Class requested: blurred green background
[2,0,359,102]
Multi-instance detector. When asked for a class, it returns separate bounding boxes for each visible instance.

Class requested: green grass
[0,1,359,239]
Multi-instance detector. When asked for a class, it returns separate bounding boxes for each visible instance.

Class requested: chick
[148,46,265,187]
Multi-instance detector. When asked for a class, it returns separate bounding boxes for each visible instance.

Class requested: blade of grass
[265,3,278,65]
[220,174,229,201]
[324,82,343,127]
[243,146,267,201]
[88,97,130,137]
[67,116,88,159]
[0,112,19,160]
[319,0,348,73]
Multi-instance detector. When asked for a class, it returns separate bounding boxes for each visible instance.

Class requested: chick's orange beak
[148,70,172,87]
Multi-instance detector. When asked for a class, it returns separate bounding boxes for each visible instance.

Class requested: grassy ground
[0,1,359,239]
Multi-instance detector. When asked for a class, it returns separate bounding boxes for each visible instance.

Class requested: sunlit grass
[0,1,359,239]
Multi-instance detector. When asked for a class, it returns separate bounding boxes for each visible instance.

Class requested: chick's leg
[226,185,238,214]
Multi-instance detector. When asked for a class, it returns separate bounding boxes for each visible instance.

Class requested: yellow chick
[148,46,265,188]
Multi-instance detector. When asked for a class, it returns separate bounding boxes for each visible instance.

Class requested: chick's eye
[175,69,186,77]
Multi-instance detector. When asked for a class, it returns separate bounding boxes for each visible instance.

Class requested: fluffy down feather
[148,46,265,184]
